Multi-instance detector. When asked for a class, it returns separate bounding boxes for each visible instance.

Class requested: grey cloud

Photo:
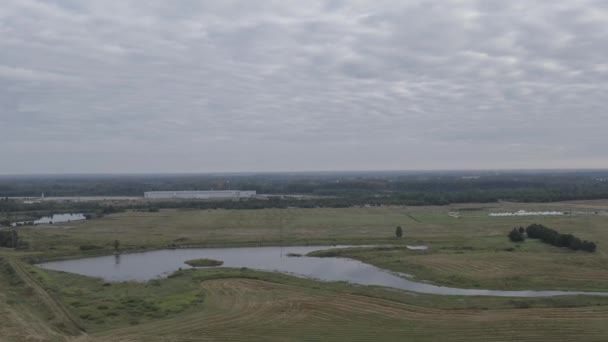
[0,0,607,173]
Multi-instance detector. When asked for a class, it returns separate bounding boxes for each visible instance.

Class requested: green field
[3,200,608,341]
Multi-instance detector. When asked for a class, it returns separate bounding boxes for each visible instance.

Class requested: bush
[508,228,525,242]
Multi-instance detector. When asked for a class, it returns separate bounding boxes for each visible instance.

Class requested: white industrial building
[144,190,256,200]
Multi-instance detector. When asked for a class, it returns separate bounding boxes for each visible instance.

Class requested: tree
[114,240,120,251]
[582,241,597,252]
[508,228,524,242]
[0,230,19,248]
[395,226,403,238]
[518,227,525,234]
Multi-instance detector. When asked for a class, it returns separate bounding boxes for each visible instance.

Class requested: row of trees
[526,224,597,252]
[508,224,597,252]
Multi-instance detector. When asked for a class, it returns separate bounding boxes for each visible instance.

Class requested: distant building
[489,210,564,217]
[143,190,256,200]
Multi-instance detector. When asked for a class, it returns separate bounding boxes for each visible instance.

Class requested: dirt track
[7,258,86,336]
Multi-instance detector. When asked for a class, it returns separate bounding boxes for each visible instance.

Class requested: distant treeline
[2,171,608,208]
[0,192,559,214]
[508,224,597,252]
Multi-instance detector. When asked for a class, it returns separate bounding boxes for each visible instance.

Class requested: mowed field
[3,200,608,341]
[88,278,608,342]
[7,264,608,342]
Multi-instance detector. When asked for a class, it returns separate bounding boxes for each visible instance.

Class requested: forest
[2,171,608,211]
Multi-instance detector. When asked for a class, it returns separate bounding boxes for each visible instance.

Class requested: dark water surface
[36,246,608,297]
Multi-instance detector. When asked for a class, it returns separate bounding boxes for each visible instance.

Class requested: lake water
[13,213,86,226]
[36,246,608,298]
[34,213,86,224]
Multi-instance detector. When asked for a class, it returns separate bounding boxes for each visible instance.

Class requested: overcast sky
[1,0,607,174]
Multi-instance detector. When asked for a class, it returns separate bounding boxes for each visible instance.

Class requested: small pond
[13,213,86,226]
[36,245,608,298]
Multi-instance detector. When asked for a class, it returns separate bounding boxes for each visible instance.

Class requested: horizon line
[2,167,608,177]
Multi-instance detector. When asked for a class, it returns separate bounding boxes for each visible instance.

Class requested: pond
[36,246,608,298]
[12,213,86,226]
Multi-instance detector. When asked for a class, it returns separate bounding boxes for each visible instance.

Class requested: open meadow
[3,200,608,341]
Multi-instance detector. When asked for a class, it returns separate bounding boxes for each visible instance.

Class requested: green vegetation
[508,227,525,242]
[94,277,608,341]
[36,266,207,332]
[508,224,598,251]
[0,257,84,339]
[184,258,223,267]
[395,225,403,238]
[16,266,608,341]
[526,223,597,252]
[10,202,608,292]
[3,200,608,341]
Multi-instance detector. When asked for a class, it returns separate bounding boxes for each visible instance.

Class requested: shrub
[184,258,223,267]
[508,228,525,242]
[395,226,403,238]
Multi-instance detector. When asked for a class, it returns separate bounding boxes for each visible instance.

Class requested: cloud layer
[1,0,607,173]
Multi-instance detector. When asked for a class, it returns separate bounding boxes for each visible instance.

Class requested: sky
[1,0,607,174]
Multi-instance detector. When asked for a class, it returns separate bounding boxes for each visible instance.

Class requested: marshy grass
[184,258,223,267]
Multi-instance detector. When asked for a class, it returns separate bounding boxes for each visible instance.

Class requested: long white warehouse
[144,190,256,200]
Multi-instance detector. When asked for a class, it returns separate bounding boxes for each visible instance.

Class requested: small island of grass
[184,258,224,267]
